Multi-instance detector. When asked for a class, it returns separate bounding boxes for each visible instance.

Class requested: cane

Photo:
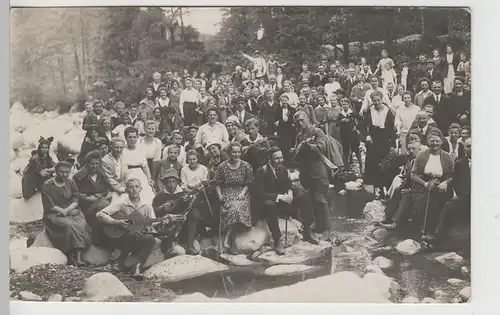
[421,189,432,239]
[284,216,288,248]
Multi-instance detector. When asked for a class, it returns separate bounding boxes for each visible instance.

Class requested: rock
[48,294,63,302]
[402,296,419,303]
[236,271,390,303]
[421,297,438,303]
[65,296,83,302]
[461,266,469,277]
[258,241,331,265]
[433,289,447,301]
[9,236,28,251]
[10,247,67,273]
[364,264,384,274]
[396,239,421,255]
[174,292,228,303]
[363,200,386,222]
[82,245,111,266]
[84,272,133,302]
[19,291,43,301]
[372,256,392,269]
[234,219,300,254]
[447,278,467,286]
[31,229,54,248]
[434,252,464,268]
[362,273,400,299]
[219,253,260,266]
[459,286,471,301]
[9,193,44,223]
[372,228,389,241]
[124,247,166,270]
[335,251,364,258]
[264,264,315,276]
[143,255,228,282]
[9,170,23,199]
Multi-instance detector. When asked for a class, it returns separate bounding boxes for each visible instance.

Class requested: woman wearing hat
[179,78,201,126]
[225,116,246,143]
[22,137,56,199]
[77,124,102,168]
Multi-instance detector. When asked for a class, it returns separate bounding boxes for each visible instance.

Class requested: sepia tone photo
[9,6,471,303]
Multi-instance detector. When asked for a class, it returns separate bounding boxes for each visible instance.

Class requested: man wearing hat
[241,50,268,80]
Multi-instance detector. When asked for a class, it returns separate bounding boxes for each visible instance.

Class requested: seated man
[152,169,197,255]
[379,141,423,230]
[435,137,471,236]
[254,147,318,255]
[96,178,156,280]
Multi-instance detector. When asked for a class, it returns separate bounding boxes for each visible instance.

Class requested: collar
[341,108,353,116]
[163,185,183,195]
[122,195,149,209]
[245,133,264,143]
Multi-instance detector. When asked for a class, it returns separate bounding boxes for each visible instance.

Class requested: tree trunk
[179,7,185,41]
[79,9,87,89]
[341,38,350,64]
[447,11,453,35]
[421,8,425,35]
[69,24,84,94]
[57,57,67,95]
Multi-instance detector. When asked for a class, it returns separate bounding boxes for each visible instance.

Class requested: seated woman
[95,137,110,157]
[77,125,101,169]
[137,120,163,173]
[180,151,210,255]
[215,142,254,254]
[22,137,56,200]
[241,118,270,173]
[411,129,455,242]
[442,123,465,161]
[73,150,113,247]
[41,161,92,266]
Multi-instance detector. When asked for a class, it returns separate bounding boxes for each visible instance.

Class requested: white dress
[444,53,456,94]
[122,146,156,204]
[180,164,208,189]
[137,136,163,162]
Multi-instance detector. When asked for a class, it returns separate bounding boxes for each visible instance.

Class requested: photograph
[8,6,471,304]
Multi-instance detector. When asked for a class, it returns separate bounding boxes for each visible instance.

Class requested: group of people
[21,45,471,279]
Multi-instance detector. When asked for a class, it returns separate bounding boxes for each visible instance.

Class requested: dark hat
[189,123,199,131]
[161,168,180,181]
[235,95,246,103]
[95,137,109,146]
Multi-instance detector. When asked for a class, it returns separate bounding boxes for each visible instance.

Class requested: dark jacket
[411,148,455,191]
[441,138,465,161]
[451,155,471,197]
[254,163,292,205]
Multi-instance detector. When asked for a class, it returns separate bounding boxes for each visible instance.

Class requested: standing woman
[22,137,56,200]
[443,45,459,94]
[414,78,433,108]
[197,86,212,126]
[411,129,454,241]
[431,49,444,75]
[77,125,101,168]
[275,94,297,166]
[155,87,170,109]
[139,88,156,118]
[138,120,163,173]
[362,91,396,199]
[122,127,156,205]
[297,94,318,126]
[179,78,201,126]
[338,98,363,172]
[215,142,254,254]
[151,107,163,138]
[100,117,114,142]
[41,161,92,266]
[169,80,183,115]
[325,93,342,141]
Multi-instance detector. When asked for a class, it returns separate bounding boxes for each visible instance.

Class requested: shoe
[302,229,319,245]
[132,264,144,280]
[186,245,200,256]
[274,240,285,255]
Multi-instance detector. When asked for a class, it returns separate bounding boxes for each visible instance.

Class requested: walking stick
[285,216,288,248]
[421,189,432,241]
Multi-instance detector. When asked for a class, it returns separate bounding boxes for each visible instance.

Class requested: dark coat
[451,155,470,198]
[254,163,292,205]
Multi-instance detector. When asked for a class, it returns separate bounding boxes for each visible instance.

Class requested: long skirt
[126,168,156,207]
[220,186,252,232]
[444,64,455,94]
[44,210,91,254]
[182,101,198,126]
[364,138,392,187]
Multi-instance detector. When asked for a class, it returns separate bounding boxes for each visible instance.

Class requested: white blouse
[112,124,132,140]
[180,164,208,189]
[424,153,443,177]
[156,97,170,108]
[137,136,163,161]
[123,146,148,168]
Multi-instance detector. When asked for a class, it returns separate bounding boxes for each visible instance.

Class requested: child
[154,145,183,192]
[360,57,373,75]
[338,97,362,172]
[162,130,186,166]
[456,52,471,82]
[381,62,397,90]
[134,111,148,137]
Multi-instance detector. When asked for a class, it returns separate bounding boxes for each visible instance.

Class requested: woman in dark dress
[41,161,92,266]
[73,150,113,247]
[362,90,396,198]
[22,137,56,200]
[77,125,101,168]
[338,97,363,172]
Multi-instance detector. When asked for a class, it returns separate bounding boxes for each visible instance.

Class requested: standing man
[241,50,268,80]
[101,138,128,197]
[149,72,166,100]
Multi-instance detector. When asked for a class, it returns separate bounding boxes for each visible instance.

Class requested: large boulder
[19,291,43,301]
[363,200,386,222]
[257,241,331,265]
[57,127,86,154]
[362,272,400,300]
[143,255,228,282]
[82,245,111,266]
[10,247,67,273]
[9,236,28,252]
[31,229,54,248]
[236,271,390,303]
[9,170,23,199]
[263,264,315,276]
[9,194,44,224]
[434,252,464,268]
[234,218,300,254]
[459,286,471,301]
[396,239,421,256]
[84,272,133,302]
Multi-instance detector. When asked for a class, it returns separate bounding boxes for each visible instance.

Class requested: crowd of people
[20,46,472,279]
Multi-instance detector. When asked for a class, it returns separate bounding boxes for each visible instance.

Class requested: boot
[132,263,144,280]
[186,242,201,256]
[302,228,319,245]
[274,239,285,255]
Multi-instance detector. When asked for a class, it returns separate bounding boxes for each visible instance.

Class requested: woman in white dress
[444,45,458,94]
[122,126,156,204]
[112,114,133,140]
[137,120,163,172]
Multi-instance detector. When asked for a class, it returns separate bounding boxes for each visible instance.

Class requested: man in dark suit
[259,89,280,136]
[435,76,471,134]
[414,111,439,146]
[424,80,448,109]
[422,61,443,83]
[148,72,166,100]
[311,64,329,87]
[342,69,357,97]
[234,95,256,127]
[254,147,318,254]
[435,137,471,236]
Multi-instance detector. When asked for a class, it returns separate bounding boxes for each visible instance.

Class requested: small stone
[459,286,471,301]
[19,291,43,301]
[48,294,63,302]
[372,256,393,269]
[434,252,464,268]
[433,289,447,301]
[84,272,133,302]
[402,296,419,303]
[421,297,438,303]
[372,229,389,241]
[447,278,467,286]
[396,239,421,256]
[461,266,469,277]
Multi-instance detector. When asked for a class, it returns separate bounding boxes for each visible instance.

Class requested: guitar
[103,211,167,239]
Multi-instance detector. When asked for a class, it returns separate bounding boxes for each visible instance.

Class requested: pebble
[372,256,393,269]
[19,291,43,301]
[421,297,438,303]
[48,294,63,302]
[459,286,471,301]
[434,252,464,267]
[401,296,419,303]
[396,239,421,256]
[447,278,467,286]
[372,229,389,241]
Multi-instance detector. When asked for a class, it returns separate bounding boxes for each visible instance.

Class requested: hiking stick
[421,189,432,238]
[285,216,288,248]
